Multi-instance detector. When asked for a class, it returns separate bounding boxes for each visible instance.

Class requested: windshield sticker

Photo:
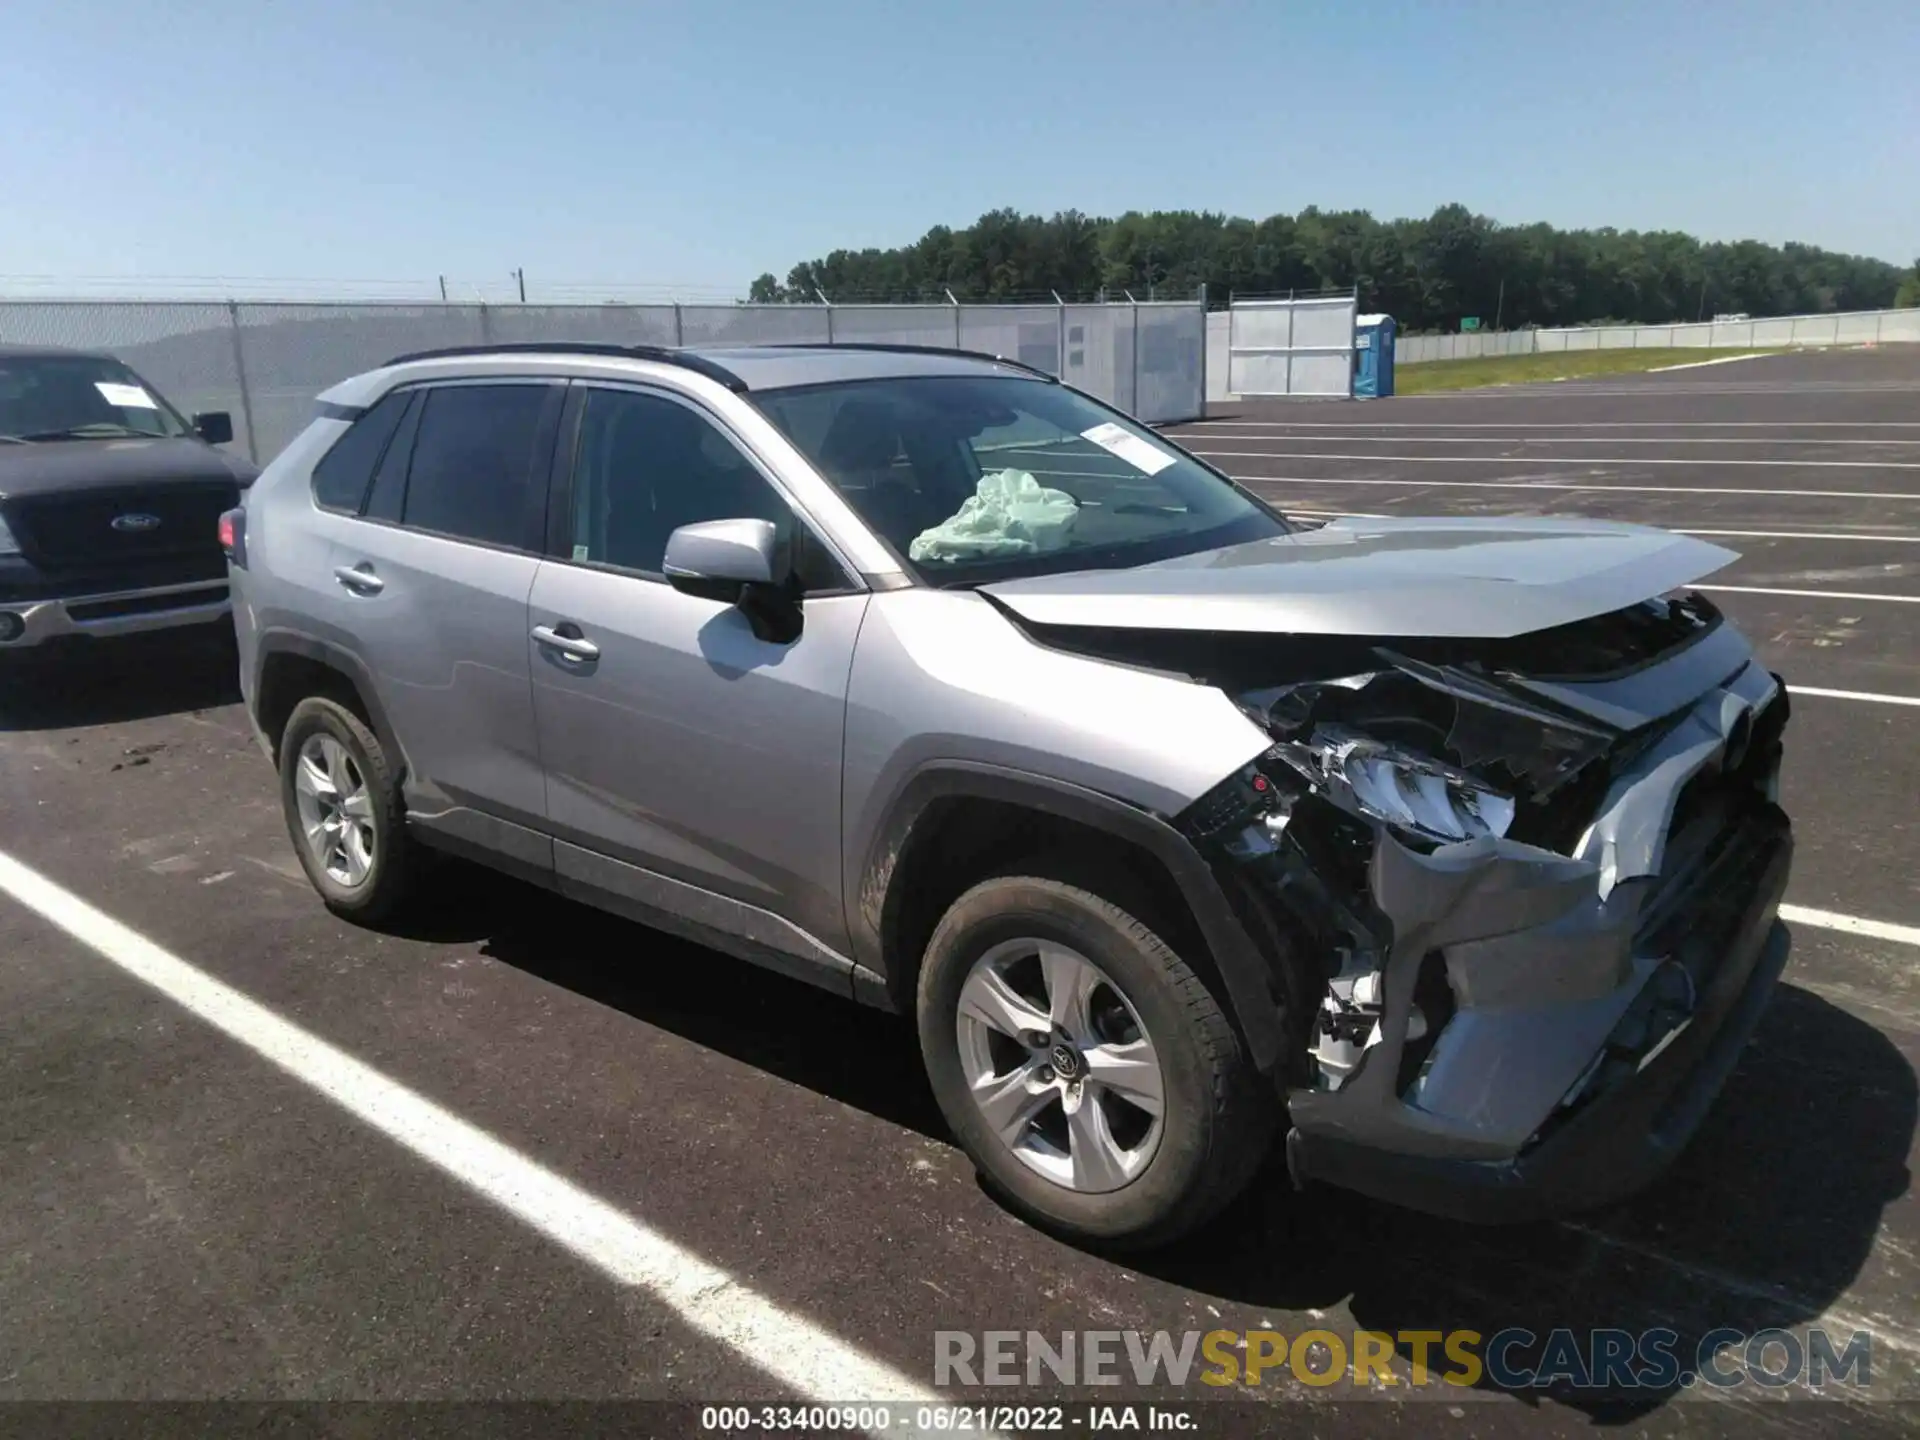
[96,381,159,409]
[1080,421,1177,476]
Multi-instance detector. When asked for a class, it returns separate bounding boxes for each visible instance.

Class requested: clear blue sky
[2,0,1914,299]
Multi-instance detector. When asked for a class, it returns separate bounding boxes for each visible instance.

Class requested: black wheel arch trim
[251,627,408,774]
[854,760,1287,1073]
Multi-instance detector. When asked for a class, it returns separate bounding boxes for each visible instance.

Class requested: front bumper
[1249,640,1796,1224]
[1286,821,1792,1223]
[0,578,232,648]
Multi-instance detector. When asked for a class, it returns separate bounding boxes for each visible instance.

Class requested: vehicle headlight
[0,513,18,557]
[1286,726,1515,844]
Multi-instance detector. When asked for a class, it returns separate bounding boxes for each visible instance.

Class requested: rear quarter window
[311,391,412,512]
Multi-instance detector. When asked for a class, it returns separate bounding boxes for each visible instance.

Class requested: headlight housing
[1281,726,1515,844]
[0,512,18,557]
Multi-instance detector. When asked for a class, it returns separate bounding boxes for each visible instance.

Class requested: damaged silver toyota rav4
[225,343,1793,1248]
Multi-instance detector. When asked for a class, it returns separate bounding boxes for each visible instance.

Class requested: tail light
[219,507,247,568]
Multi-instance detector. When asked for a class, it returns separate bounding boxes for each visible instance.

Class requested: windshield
[753,375,1288,585]
[0,354,192,442]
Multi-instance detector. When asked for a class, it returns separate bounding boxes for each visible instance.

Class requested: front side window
[400,384,553,548]
[568,387,846,589]
[0,354,193,442]
[752,375,1287,585]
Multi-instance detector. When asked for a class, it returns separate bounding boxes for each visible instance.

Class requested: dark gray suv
[224,342,1794,1248]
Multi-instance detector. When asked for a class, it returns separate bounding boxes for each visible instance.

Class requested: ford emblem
[111,513,162,533]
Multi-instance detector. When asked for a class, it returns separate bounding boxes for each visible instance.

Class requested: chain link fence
[0,298,1207,461]
[1396,307,1920,364]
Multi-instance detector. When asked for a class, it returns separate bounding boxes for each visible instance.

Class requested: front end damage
[1171,592,1795,1222]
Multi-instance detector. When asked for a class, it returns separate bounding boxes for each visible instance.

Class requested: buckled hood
[980,516,1738,640]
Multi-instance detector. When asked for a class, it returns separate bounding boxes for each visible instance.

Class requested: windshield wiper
[0,434,28,445]
[19,423,162,442]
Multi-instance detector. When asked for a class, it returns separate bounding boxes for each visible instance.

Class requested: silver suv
[226,343,1794,1248]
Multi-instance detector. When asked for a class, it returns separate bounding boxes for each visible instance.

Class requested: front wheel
[916,869,1277,1249]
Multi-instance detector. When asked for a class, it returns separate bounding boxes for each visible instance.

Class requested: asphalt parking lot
[2,346,1917,1437]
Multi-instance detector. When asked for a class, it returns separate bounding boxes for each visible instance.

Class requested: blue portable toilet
[1353,313,1397,398]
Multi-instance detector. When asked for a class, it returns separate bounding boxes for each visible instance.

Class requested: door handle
[333,564,384,595]
[531,624,600,662]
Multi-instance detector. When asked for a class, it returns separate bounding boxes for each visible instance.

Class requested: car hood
[0,436,257,503]
[980,516,1738,639]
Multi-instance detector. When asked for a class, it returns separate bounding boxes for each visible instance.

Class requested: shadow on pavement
[379,868,1914,1422]
[0,628,241,731]
[1136,983,1915,1419]
[388,863,949,1144]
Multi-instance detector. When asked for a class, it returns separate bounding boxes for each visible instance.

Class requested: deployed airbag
[908,469,1078,562]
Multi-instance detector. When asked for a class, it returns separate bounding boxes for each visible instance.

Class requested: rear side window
[311,390,410,511]
[400,384,553,548]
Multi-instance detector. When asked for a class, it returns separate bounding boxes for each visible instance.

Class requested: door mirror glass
[663,518,785,602]
[194,411,235,446]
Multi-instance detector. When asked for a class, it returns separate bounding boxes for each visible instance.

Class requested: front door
[527,383,868,975]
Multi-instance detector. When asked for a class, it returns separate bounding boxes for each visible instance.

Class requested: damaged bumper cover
[1285,804,1791,1224]
[1179,609,1795,1224]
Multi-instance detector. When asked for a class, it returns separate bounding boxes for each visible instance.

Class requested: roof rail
[775,342,1060,383]
[379,342,748,392]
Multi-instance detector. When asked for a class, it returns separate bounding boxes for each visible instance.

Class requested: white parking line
[0,849,948,1418]
[1427,384,1917,398]
[1789,685,1920,708]
[1276,513,1920,544]
[1779,904,1920,948]
[1229,474,1920,501]
[1192,421,1920,429]
[1674,529,1920,543]
[1647,354,1770,372]
[1194,449,1920,471]
[1701,585,1920,605]
[1184,433,1920,447]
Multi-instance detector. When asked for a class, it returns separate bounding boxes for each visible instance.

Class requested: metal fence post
[673,302,684,347]
[1285,298,1297,395]
[225,302,259,463]
[1054,290,1067,377]
[1130,298,1141,414]
[1197,282,1208,414]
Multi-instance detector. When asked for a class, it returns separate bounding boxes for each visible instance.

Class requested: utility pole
[513,267,526,303]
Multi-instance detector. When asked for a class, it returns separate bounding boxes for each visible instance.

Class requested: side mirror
[194,411,235,446]
[663,518,801,643]
[664,518,783,600]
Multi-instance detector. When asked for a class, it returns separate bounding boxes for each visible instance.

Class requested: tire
[916,865,1278,1249]
[278,695,413,923]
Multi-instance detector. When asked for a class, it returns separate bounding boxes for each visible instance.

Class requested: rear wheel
[916,866,1277,1249]
[278,696,413,923]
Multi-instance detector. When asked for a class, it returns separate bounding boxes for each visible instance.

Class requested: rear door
[325,379,565,871]
[526,382,869,973]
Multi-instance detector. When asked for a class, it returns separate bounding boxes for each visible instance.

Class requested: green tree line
[749,205,1913,332]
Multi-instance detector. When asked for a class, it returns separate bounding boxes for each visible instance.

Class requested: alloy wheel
[954,937,1166,1193]
[293,733,376,888]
